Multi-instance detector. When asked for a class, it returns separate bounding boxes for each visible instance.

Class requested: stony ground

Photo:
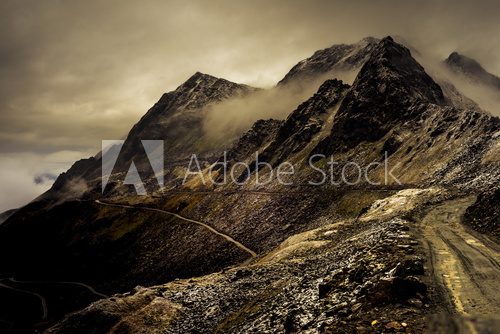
[47,189,441,334]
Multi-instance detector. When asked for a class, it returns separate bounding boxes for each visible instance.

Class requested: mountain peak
[445,52,483,73]
[352,36,445,105]
[312,38,445,154]
[278,37,380,85]
[381,35,394,42]
[176,71,223,92]
[372,35,409,60]
[188,71,218,82]
[444,52,500,89]
[112,72,257,170]
[155,72,255,111]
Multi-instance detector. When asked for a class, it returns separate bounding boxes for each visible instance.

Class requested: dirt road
[422,196,500,333]
[8,278,108,299]
[95,200,257,257]
[0,280,48,320]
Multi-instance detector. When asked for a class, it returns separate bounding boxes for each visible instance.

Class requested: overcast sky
[0,0,499,211]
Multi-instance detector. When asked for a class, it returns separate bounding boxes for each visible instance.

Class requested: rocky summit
[445,52,500,90]
[1,36,499,334]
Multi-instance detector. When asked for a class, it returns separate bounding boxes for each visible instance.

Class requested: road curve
[0,280,48,320]
[95,200,257,258]
[422,196,500,333]
[8,278,108,299]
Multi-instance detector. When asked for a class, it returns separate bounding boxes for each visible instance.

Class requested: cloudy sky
[0,0,499,211]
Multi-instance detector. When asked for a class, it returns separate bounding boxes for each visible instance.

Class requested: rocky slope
[463,188,500,242]
[312,36,445,154]
[278,37,379,86]
[232,79,350,182]
[47,216,429,334]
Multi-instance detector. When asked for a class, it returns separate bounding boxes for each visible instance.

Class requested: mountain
[46,72,256,199]
[120,71,255,161]
[0,72,258,289]
[278,37,379,86]
[233,78,350,181]
[445,51,500,90]
[1,37,499,333]
[313,36,445,154]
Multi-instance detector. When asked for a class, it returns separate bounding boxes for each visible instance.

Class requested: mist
[406,46,500,117]
[202,69,359,145]
[0,150,93,212]
[440,70,500,116]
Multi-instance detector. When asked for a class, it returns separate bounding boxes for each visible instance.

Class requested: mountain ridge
[278,37,379,86]
[445,51,500,90]
[312,36,445,155]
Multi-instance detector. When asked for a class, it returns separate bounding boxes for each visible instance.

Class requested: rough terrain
[0,36,499,333]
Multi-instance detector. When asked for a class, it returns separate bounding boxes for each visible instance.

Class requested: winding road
[8,278,108,299]
[0,277,107,323]
[0,199,256,326]
[95,200,257,257]
[0,280,48,320]
[422,197,500,333]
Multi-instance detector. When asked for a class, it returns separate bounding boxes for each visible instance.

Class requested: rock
[368,274,427,305]
[355,326,370,334]
[368,277,394,304]
[408,298,423,308]
[318,282,333,299]
[325,302,348,316]
[395,257,425,277]
[463,189,500,241]
[385,321,402,330]
[230,269,251,281]
[381,134,403,158]
[351,302,363,313]
[392,276,427,301]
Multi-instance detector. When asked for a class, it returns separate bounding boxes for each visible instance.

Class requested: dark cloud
[0,0,499,209]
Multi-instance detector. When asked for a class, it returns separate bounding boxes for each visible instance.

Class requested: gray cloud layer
[0,0,499,210]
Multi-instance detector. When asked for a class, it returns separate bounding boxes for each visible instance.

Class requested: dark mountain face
[445,51,500,90]
[105,72,256,193]
[313,37,445,155]
[121,72,255,161]
[2,36,500,333]
[251,79,350,169]
[223,119,284,166]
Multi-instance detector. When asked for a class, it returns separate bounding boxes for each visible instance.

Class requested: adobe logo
[101,140,164,195]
